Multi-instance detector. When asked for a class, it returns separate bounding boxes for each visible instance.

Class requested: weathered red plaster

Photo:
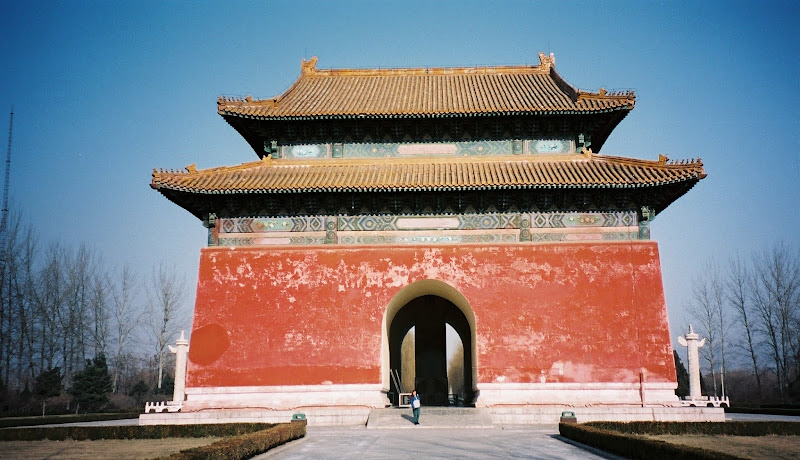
[185,242,676,389]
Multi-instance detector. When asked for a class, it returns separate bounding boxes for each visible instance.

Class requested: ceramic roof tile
[151,153,705,195]
[217,54,635,120]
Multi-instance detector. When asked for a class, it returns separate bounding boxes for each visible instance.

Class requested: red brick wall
[186,242,676,388]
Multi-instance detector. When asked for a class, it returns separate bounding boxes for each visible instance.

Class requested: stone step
[366,407,494,429]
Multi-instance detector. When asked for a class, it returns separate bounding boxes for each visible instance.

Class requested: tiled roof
[151,152,705,195]
[217,53,635,120]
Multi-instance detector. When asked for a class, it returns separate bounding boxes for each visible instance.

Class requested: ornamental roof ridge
[300,57,550,78]
[216,52,635,116]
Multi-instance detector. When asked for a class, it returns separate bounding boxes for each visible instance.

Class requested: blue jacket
[410,394,420,409]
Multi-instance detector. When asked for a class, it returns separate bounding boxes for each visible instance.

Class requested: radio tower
[0,106,13,268]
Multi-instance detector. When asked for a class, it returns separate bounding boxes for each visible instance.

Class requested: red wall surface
[186,241,676,388]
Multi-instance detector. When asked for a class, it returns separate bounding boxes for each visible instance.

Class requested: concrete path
[257,425,621,459]
[726,412,800,422]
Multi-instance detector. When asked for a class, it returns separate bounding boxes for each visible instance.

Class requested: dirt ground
[5,434,799,459]
[645,434,800,460]
[0,437,222,460]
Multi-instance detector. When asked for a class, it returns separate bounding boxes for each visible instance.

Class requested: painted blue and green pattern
[219,217,326,233]
[217,235,326,246]
[212,211,642,246]
[337,213,519,231]
[338,233,518,245]
[280,139,576,159]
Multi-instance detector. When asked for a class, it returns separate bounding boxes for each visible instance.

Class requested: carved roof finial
[538,52,555,71]
[301,56,319,75]
[186,164,197,174]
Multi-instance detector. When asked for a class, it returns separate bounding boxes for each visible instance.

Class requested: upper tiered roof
[217,53,636,154]
[217,53,635,120]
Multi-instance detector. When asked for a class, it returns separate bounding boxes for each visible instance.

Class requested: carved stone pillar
[168,330,190,405]
[678,325,705,401]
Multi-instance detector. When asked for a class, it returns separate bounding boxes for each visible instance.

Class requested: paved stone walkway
[256,425,620,459]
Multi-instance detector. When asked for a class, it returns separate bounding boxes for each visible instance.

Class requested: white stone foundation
[488,406,725,424]
[179,383,389,412]
[139,407,371,426]
[476,382,682,408]
[139,381,726,425]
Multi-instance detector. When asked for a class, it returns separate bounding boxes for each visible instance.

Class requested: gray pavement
[8,412,797,459]
[257,425,621,459]
[725,412,800,422]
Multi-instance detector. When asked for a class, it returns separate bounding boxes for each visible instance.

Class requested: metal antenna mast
[0,106,13,266]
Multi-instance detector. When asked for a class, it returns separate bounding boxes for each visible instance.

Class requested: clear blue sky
[1,1,798,352]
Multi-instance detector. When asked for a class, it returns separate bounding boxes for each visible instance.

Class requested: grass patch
[642,434,800,460]
[0,422,276,441]
[0,413,140,429]
[0,437,222,460]
[0,421,306,460]
[559,421,800,460]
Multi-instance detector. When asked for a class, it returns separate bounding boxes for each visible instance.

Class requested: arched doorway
[388,295,475,406]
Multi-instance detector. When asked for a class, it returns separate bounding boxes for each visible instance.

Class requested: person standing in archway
[410,390,421,425]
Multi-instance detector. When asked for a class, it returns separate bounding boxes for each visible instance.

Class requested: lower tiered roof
[151,151,705,219]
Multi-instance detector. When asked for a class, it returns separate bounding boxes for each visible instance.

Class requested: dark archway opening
[389,295,474,406]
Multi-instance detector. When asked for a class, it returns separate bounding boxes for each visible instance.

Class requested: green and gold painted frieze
[212,211,641,247]
[279,139,575,159]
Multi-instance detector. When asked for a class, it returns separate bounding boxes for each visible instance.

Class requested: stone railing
[144,400,182,413]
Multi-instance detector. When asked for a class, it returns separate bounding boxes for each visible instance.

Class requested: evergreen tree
[128,380,149,406]
[70,354,112,413]
[673,350,689,398]
[159,373,174,396]
[34,367,63,416]
[0,380,8,412]
[19,382,31,402]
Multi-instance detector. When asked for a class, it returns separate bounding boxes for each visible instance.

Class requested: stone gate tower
[150,53,709,424]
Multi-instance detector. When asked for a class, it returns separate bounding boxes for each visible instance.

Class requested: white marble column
[168,330,190,405]
[678,325,705,400]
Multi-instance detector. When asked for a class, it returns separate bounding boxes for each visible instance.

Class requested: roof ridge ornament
[301,56,318,75]
[658,154,669,165]
[186,164,197,174]
[538,52,555,72]
[581,147,594,159]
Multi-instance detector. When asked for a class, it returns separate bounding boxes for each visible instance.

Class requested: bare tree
[687,259,729,397]
[35,243,68,375]
[751,242,800,402]
[0,209,201,410]
[8,217,39,390]
[89,270,109,359]
[727,254,762,399]
[109,265,142,392]
[147,262,187,390]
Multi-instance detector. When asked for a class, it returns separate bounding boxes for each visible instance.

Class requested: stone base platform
[139,405,724,427]
[366,407,494,429]
[139,407,372,426]
[487,405,726,424]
